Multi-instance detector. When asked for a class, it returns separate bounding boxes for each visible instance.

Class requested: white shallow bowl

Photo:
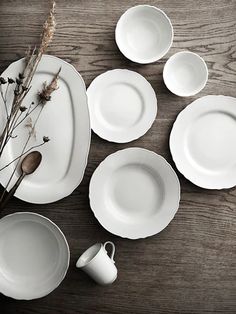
[89,148,180,239]
[0,212,70,300]
[115,5,173,64]
[87,69,157,143]
[163,51,208,97]
[170,95,236,189]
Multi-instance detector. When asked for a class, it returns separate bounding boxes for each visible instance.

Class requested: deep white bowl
[163,51,208,97]
[115,5,173,64]
[0,212,70,300]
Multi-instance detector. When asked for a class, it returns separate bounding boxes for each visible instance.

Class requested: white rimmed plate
[115,5,173,64]
[0,55,91,204]
[0,212,70,300]
[170,95,236,189]
[89,148,180,239]
[87,69,157,143]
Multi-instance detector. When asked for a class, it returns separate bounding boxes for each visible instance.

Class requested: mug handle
[104,241,115,262]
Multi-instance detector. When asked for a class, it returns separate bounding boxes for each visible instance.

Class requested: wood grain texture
[0,0,236,313]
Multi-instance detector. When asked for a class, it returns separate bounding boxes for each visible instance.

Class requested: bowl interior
[164,52,208,96]
[116,6,173,63]
[0,213,69,299]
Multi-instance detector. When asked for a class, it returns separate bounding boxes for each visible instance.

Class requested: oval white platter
[0,212,70,300]
[0,55,91,204]
[89,148,180,239]
[87,69,157,143]
[170,95,236,189]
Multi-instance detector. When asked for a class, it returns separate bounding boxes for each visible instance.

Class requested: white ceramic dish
[0,55,91,204]
[170,95,236,189]
[163,51,208,97]
[87,69,157,143]
[0,212,70,300]
[115,5,173,64]
[89,148,180,239]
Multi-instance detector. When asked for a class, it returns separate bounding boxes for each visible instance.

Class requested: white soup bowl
[115,5,173,64]
[163,51,208,97]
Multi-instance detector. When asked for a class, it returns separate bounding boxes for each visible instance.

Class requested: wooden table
[0,0,236,313]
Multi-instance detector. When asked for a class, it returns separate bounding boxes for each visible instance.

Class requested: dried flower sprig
[0,1,58,206]
[0,68,60,204]
[38,67,61,104]
[0,1,56,157]
[40,1,56,54]
[23,1,56,90]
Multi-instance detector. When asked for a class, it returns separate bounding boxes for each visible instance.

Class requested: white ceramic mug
[76,241,117,285]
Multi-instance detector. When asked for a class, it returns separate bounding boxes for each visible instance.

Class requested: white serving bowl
[115,5,173,64]
[163,51,208,97]
[0,212,70,300]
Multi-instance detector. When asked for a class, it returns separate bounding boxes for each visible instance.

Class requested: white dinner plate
[0,55,91,203]
[87,69,157,143]
[0,212,70,300]
[89,148,180,239]
[170,95,236,189]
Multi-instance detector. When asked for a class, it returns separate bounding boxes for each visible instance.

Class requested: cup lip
[115,5,174,64]
[76,243,103,268]
[163,50,208,97]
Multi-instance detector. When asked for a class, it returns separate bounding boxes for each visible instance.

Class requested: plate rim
[87,68,158,143]
[0,211,70,300]
[89,147,181,239]
[169,95,236,189]
[0,54,91,204]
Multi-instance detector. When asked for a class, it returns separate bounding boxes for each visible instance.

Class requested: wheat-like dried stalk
[40,1,56,54]
[23,1,56,89]
[0,1,59,208]
[0,1,56,154]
